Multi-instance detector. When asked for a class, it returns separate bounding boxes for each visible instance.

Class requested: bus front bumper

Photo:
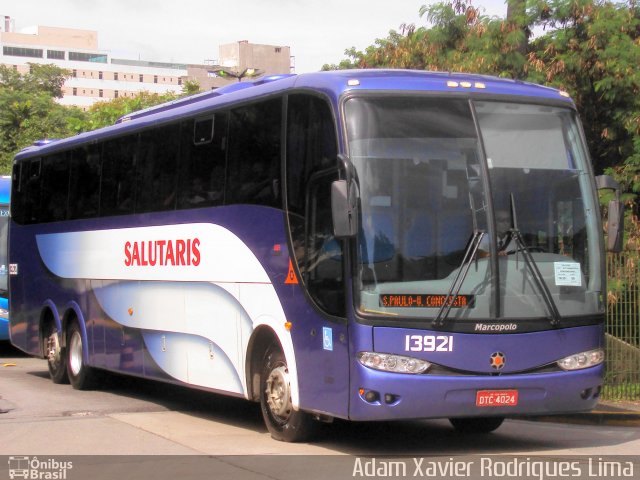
[348,363,603,421]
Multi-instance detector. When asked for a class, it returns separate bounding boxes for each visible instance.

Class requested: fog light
[363,390,379,403]
[384,393,398,404]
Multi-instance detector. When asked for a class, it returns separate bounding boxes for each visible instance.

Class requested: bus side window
[226,99,282,207]
[100,135,137,216]
[136,124,181,213]
[13,159,41,224]
[39,153,69,223]
[178,113,228,209]
[286,93,344,317]
[68,144,101,220]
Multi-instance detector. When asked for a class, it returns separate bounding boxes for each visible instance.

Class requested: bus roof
[15,70,573,161]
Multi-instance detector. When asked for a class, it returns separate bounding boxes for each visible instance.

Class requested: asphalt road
[1,342,639,479]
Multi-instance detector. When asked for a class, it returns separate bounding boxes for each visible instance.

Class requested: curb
[530,410,640,427]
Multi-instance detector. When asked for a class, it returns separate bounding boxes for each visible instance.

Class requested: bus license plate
[476,389,518,407]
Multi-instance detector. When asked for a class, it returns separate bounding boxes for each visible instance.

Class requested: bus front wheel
[259,346,316,442]
[449,416,505,434]
[66,321,96,390]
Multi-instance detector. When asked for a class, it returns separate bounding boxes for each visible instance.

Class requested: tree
[0,65,84,173]
[75,91,181,131]
[325,0,640,221]
[181,79,201,96]
[71,81,201,132]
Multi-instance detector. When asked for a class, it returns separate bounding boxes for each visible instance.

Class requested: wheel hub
[265,365,292,419]
[69,330,83,376]
[47,332,61,364]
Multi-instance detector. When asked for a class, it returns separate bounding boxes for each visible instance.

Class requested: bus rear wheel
[66,321,96,390]
[44,323,68,384]
[259,346,316,442]
[449,416,505,434]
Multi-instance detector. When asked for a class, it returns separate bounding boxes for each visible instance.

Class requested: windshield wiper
[508,194,561,326]
[432,231,485,327]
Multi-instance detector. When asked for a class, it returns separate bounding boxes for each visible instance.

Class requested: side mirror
[595,175,624,253]
[331,179,358,238]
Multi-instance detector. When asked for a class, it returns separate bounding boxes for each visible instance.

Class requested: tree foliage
[324,0,640,224]
[0,64,85,173]
[0,66,202,174]
[75,91,181,131]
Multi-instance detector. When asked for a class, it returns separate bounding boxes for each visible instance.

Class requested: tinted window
[39,154,69,223]
[68,144,101,219]
[226,99,282,207]
[100,135,137,216]
[286,94,343,317]
[136,124,181,212]
[177,113,228,209]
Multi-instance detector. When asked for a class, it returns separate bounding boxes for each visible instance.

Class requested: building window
[3,46,43,58]
[72,69,77,78]
[47,50,65,60]
[139,74,144,82]
[178,78,182,86]
[99,89,103,97]
[154,75,158,84]
[69,51,107,63]
[115,90,119,98]
[114,72,119,81]
[73,88,77,96]
[275,47,282,53]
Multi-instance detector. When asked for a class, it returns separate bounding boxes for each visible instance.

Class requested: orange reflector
[285,322,293,331]
[359,388,365,396]
[128,308,134,316]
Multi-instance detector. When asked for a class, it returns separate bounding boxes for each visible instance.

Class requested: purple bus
[9,70,621,441]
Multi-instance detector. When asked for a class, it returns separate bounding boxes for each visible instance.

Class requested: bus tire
[259,345,316,442]
[66,321,96,390]
[449,416,504,434]
[44,323,68,384]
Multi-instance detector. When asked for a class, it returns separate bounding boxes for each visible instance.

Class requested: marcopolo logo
[7,457,73,480]
[474,323,517,332]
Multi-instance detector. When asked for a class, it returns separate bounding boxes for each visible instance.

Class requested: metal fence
[603,253,640,400]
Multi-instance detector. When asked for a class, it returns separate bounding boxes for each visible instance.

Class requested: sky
[3,0,511,73]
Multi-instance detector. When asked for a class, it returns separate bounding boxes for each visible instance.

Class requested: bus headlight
[557,348,604,371]
[358,352,431,374]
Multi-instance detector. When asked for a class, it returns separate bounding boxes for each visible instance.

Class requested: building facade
[0,17,292,110]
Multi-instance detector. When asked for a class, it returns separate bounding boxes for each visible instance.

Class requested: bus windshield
[345,96,603,324]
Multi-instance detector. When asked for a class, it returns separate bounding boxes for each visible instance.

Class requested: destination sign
[379,294,474,308]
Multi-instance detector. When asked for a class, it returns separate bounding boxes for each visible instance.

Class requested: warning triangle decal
[285,259,298,284]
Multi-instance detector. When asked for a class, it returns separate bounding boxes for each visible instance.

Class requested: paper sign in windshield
[554,262,582,286]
